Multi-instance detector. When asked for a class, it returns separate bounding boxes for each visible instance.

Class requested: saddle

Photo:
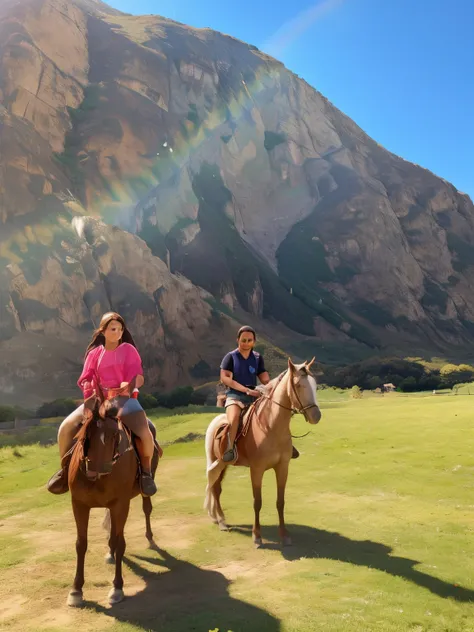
[212,403,255,465]
[47,413,162,495]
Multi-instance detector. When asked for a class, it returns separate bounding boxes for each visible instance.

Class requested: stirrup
[222,446,236,463]
[291,446,300,459]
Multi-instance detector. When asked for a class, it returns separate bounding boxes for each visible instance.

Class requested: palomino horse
[204,358,321,547]
[67,389,159,607]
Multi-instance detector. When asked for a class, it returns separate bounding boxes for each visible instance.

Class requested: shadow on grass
[87,543,281,632]
[230,523,474,602]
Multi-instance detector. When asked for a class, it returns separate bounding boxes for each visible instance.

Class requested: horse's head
[71,395,123,481]
[287,357,321,424]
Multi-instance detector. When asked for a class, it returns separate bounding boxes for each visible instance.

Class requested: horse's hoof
[218,521,229,531]
[67,590,83,607]
[253,537,263,549]
[147,538,156,549]
[108,587,125,605]
[282,536,293,547]
[105,552,115,564]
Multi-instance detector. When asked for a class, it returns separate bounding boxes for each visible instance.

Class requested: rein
[258,369,319,438]
[81,412,134,481]
[84,441,134,481]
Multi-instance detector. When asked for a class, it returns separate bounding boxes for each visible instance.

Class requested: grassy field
[1,394,474,631]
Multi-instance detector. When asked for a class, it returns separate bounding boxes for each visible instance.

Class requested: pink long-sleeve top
[77,343,143,397]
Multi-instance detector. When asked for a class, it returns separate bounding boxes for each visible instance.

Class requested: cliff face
[1,0,474,404]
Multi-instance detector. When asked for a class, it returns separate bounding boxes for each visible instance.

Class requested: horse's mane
[68,402,98,484]
[256,364,313,413]
[263,370,287,392]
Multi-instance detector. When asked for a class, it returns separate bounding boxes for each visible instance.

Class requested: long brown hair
[84,312,137,359]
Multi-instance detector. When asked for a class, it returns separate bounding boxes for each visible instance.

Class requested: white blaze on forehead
[308,375,319,404]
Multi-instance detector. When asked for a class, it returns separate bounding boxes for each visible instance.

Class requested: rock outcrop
[1,0,474,403]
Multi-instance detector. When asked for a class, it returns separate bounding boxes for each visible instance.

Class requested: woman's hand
[247,389,262,398]
[83,381,94,399]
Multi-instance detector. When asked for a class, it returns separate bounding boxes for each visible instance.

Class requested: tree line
[1,358,473,423]
[321,358,474,392]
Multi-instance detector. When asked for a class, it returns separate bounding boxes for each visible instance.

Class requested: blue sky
[109,0,473,199]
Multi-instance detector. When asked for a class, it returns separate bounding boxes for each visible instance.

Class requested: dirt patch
[202,560,261,581]
[203,557,291,582]
[0,594,27,622]
[33,609,75,628]
[21,527,74,559]
[0,493,282,631]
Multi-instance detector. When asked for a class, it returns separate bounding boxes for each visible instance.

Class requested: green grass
[1,397,474,631]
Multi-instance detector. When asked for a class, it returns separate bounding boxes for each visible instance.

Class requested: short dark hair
[237,326,256,340]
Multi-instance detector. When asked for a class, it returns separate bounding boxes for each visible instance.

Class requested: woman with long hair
[47,312,157,497]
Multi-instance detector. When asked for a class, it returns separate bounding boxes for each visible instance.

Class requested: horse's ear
[288,358,296,372]
[307,357,316,370]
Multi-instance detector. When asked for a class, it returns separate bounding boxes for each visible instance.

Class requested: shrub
[37,398,78,418]
[367,376,381,391]
[0,406,16,423]
[398,376,418,392]
[154,386,194,409]
[190,389,208,406]
[138,393,159,410]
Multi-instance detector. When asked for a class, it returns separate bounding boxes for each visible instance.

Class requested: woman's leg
[58,405,85,458]
[120,399,157,496]
[47,405,84,494]
[223,402,243,462]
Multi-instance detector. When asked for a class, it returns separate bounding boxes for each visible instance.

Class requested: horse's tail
[204,414,227,519]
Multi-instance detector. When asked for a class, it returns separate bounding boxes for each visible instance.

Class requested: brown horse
[204,358,321,547]
[67,392,159,607]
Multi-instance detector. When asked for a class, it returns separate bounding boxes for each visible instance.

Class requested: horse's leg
[250,467,265,548]
[274,460,291,546]
[142,496,154,545]
[108,501,130,605]
[67,499,90,607]
[104,509,116,565]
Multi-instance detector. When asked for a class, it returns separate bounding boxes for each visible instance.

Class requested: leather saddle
[212,404,254,465]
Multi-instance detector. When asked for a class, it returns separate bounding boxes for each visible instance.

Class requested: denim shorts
[225,391,254,409]
[108,396,144,415]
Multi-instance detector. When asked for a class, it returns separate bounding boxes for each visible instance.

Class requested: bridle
[258,369,320,437]
[82,405,134,481]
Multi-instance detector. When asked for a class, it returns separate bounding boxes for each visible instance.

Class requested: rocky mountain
[1,0,474,405]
